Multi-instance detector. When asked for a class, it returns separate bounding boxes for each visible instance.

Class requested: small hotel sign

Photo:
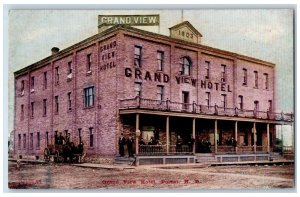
[98,15,160,26]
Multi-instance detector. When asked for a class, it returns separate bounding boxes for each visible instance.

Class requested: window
[221,64,226,82]
[23,134,26,149]
[268,100,273,112]
[157,85,164,101]
[21,80,25,92]
[84,87,95,107]
[78,128,82,143]
[134,46,142,67]
[264,73,269,89]
[254,71,258,88]
[36,132,40,149]
[238,95,243,110]
[46,131,49,146]
[18,134,21,150]
[89,128,94,147]
[205,61,210,79]
[21,104,24,120]
[182,91,189,110]
[55,96,59,114]
[29,133,33,149]
[205,92,211,107]
[44,72,47,89]
[221,94,227,110]
[254,100,259,112]
[68,61,73,74]
[31,76,35,90]
[157,51,164,71]
[243,68,247,85]
[43,99,47,116]
[31,102,34,118]
[55,66,59,84]
[68,92,72,110]
[134,82,142,97]
[181,57,192,75]
[87,54,92,72]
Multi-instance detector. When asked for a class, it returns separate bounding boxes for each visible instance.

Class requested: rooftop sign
[98,15,160,26]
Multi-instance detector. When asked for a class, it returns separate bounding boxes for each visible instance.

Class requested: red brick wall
[14,27,275,157]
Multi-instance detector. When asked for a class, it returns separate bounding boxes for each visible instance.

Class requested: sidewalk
[72,163,135,170]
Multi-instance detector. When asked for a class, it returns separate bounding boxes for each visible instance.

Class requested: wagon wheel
[44,148,50,162]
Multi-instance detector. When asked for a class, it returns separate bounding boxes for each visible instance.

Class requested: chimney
[51,47,60,55]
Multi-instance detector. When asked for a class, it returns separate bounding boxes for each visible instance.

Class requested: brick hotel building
[13,20,293,164]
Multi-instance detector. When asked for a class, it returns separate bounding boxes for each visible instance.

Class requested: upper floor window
[31,76,35,91]
[254,71,258,88]
[205,92,211,107]
[157,85,164,101]
[44,72,47,89]
[18,134,21,150]
[268,100,273,112]
[23,134,26,149]
[264,73,269,90]
[242,68,247,85]
[89,128,94,147]
[21,80,25,96]
[221,94,227,110]
[43,99,47,116]
[205,61,210,79]
[87,54,92,72]
[238,95,243,110]
[55,66,59,85]
[254,100,259,112]
[68,92,72,110]
[68,61,73,74]
[36,132,40,149]
[134,82,142,97]
[157,51,164,71]
[84,87,95,108]
[55,96,59,114]
[181,57,192,75]
[134,46,142,67]
[21,104,24,120]
[29,133,33,150]
[31,102,34,118]
[221,64,226,82]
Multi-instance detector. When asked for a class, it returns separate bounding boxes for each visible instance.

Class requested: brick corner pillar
[135,113,140,156]
[166,116,170,154]
[253,122,257,154]
[235,121,238,153]
[214,120,218,154]
[267,123,270,153]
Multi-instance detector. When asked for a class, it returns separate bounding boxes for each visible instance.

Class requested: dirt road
[8,162,294,189]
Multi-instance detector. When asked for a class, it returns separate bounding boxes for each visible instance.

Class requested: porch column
[192,118,196,154]
[135,113,140,155]
[214,120,218,153]
[267,123,270,153]
[235,121,238,153]
[253,122,257,153]
[166,116,170,154]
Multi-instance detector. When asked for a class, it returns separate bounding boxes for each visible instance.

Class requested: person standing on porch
[188,134,195,152]
[127,134,135,157]
[176,135,183,152]
[118,133,126,157]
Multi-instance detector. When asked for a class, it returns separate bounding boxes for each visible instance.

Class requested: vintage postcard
[6,8,295,190]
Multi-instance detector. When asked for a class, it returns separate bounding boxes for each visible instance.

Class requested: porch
[118,97,293,165]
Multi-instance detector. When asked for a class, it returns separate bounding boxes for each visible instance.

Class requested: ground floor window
[89,128,94,147]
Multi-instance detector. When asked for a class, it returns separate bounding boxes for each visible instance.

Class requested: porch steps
[195,153,217,163]
[114,156,135,166]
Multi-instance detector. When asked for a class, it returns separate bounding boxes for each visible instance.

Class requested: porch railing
[138,145,193,155]
[120,97,293,122]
